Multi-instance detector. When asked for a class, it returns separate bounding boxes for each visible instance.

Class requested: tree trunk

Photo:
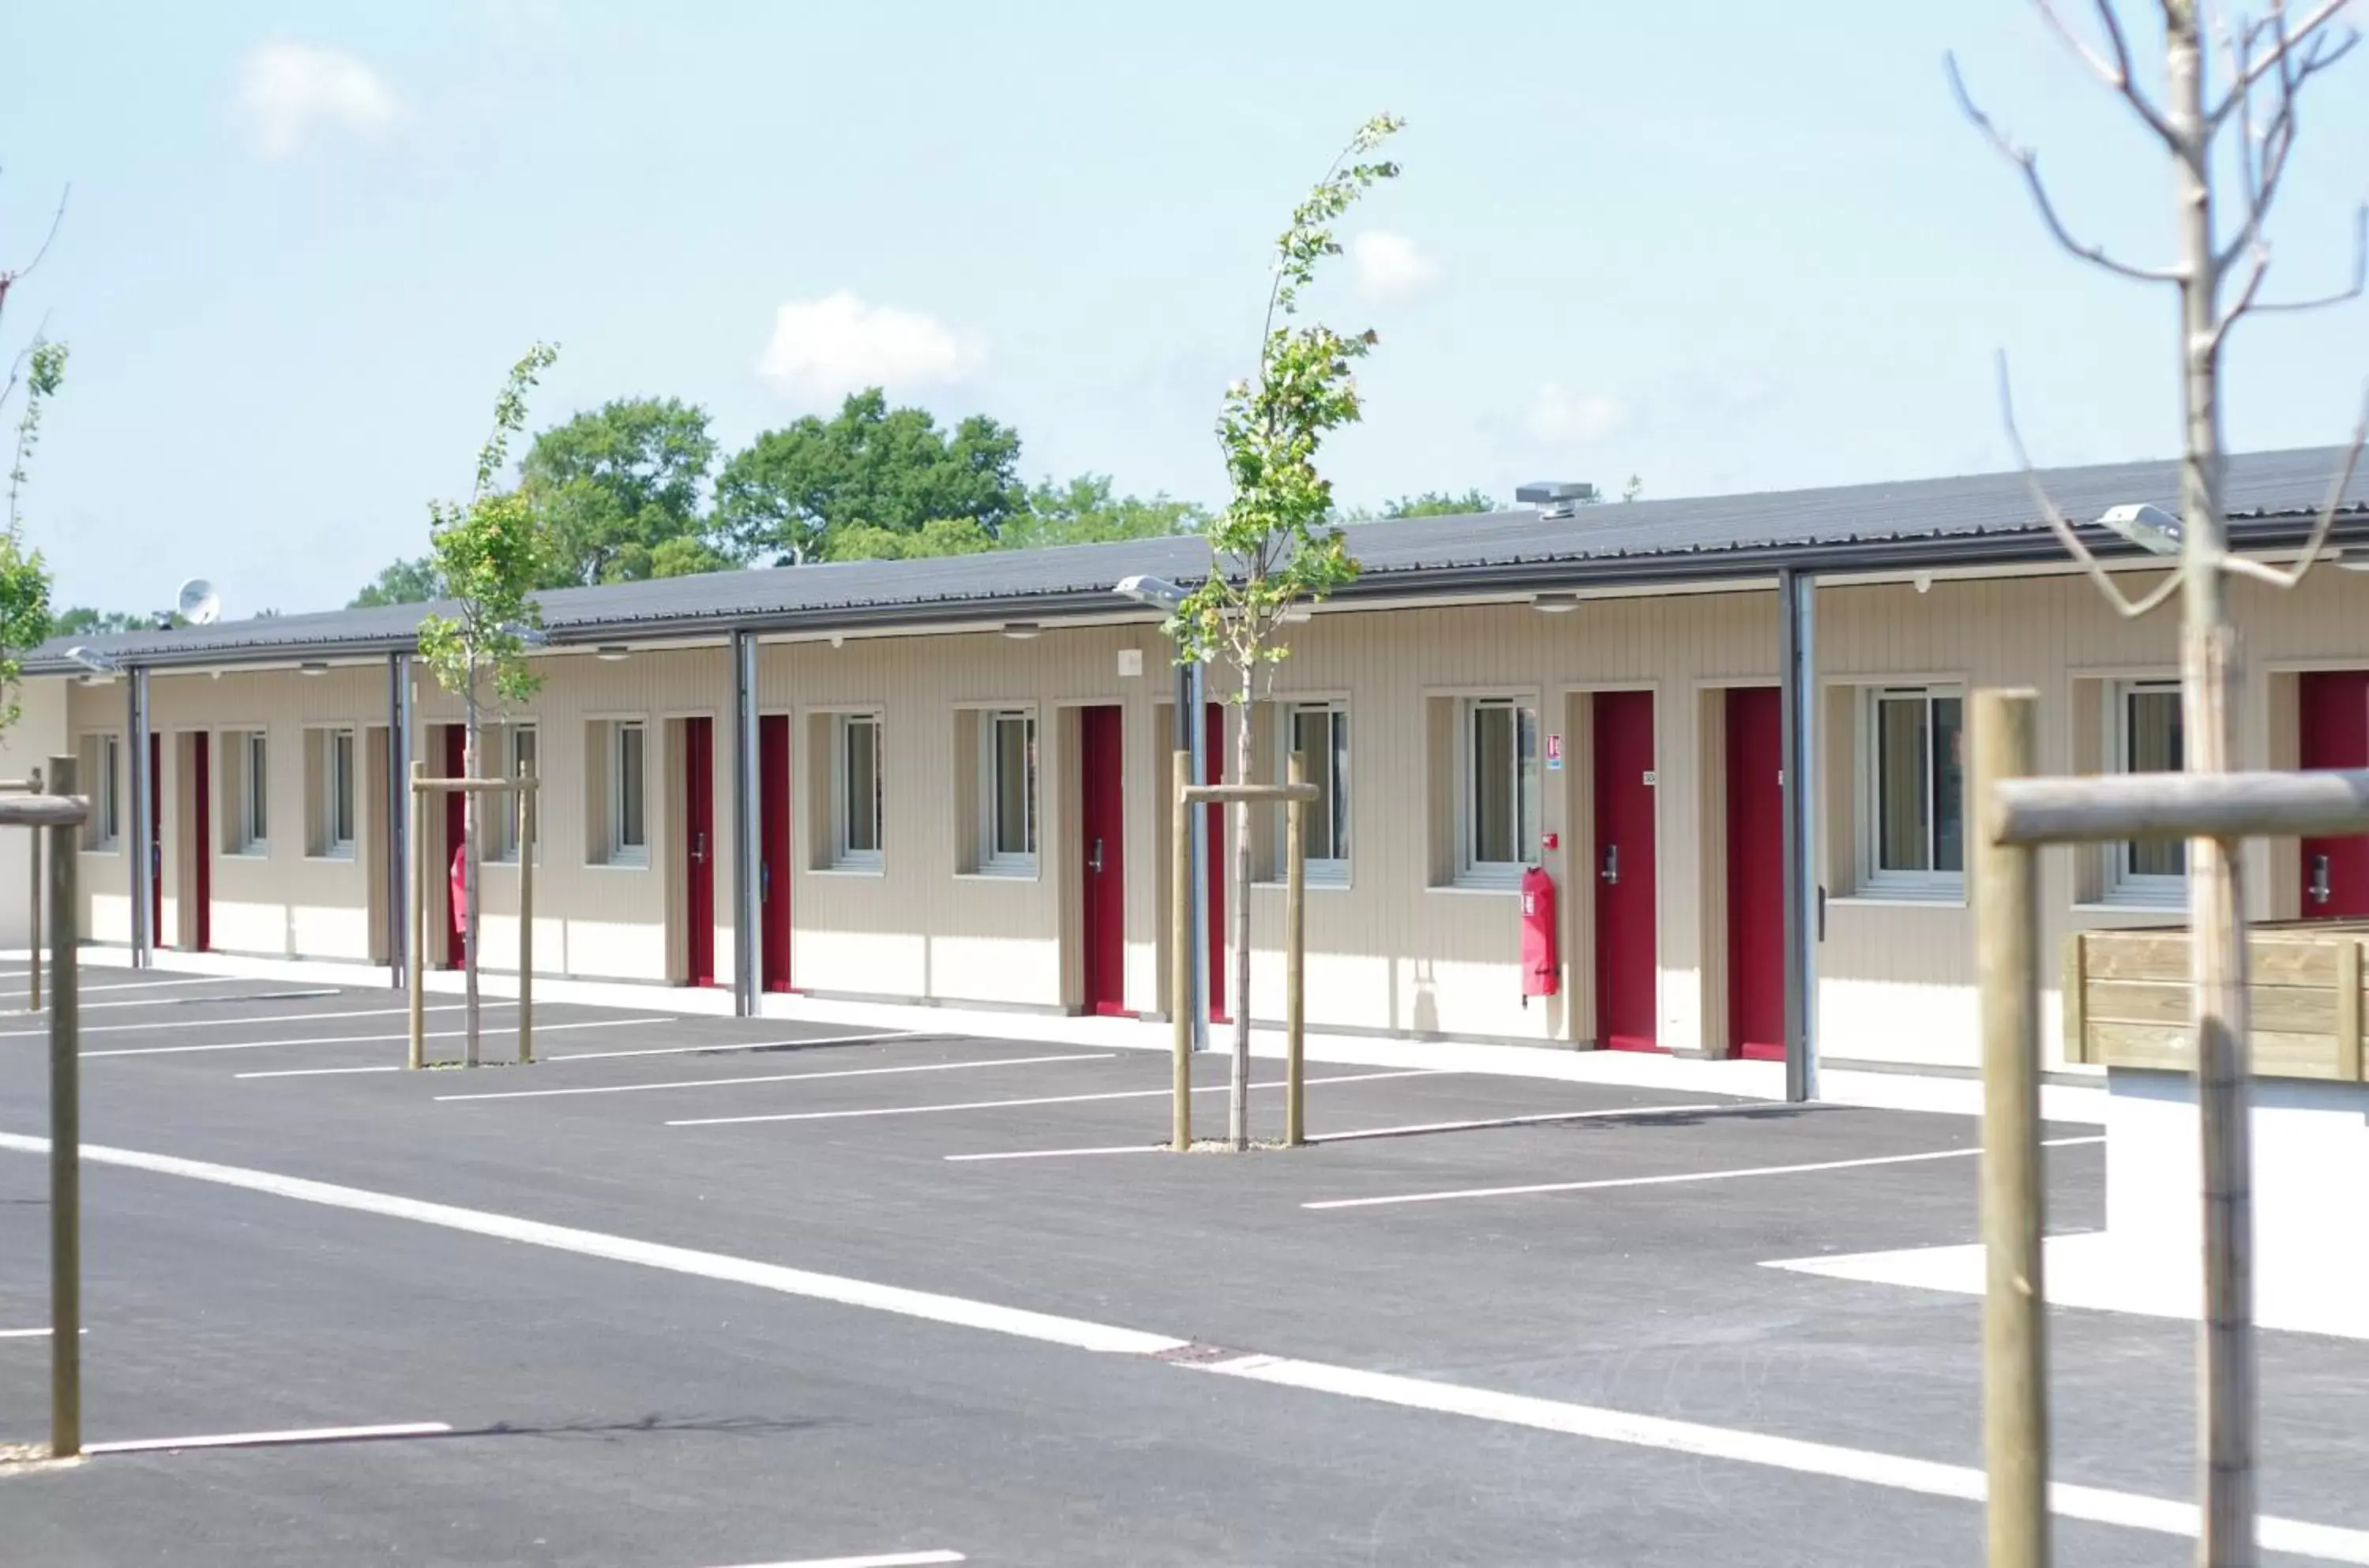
[463,676,483,1070]
[2168,16,2258,1564]
[1230,661,1255,1150]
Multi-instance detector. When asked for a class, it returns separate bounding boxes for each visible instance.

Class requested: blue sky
[4,1,2365,618]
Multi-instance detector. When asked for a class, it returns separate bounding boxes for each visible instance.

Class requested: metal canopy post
[387,651,412,989]
[126,666,152,969]
[732,629,760,1018]
[1778,568,1819,1102]
[1187,658,1211,1055]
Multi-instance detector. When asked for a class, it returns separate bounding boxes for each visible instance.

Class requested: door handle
[1818,884,1827,943]
[2311,853,2333,907]
[1600,843,1619,885]
[760,860,772,902]
[693,831,707,866]
[1089,837,1106,875]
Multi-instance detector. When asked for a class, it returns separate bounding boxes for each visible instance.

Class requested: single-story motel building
[13,445,2369,1090]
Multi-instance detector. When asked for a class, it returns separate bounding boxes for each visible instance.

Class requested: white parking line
[712,1554,966,1568]
[434,1052,1116,1103]
[0,976,253,997]
[546,1030,922,1063]
[1301,1135,2108,1210]
[39,988,340,1015]
[7,1003,482,1043]
[100,1016,663,1060]
[666,1070,1439,1127]
[0,1326,84,1338]
[84,1421,452,1455]
[5,1132,2357,1563]
[1305,1102,1737,1145]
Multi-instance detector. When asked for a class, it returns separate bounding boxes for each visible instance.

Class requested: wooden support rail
[1993,768,2369,846]
[2,770,44,1013]
[405,764,539,1069]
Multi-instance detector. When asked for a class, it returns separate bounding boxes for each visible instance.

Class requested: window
[495,724,538,862]
[306,727,357,858]
[1281,702,1350,882]
[81,733,122,850]
[2111,681,2186,902]
[1860,686,1965,896]
[832,713,883,870]
[228,730,268,854]
[978,709,1037,873]
[1459,698,1539,886]
[607,722,648,866]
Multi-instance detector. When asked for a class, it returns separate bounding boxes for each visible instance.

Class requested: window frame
[494,723,539,865]
[831,711,884,872]
[84,733,123,851]
[233,730,269,857]
[977,707,1038,876]
[2108,678,2187,906]
[1278,700,1351,886]
[1857,684,1966,900]
[309,725,358,861]
[606,720,649,868]
[1455,696,1539,890]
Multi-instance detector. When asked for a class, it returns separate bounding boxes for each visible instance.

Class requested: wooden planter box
[2064,921,2369,1080]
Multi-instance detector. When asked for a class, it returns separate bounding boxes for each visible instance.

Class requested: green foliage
[1002,474,1210,550]
[7,338,66,533]
[417,344,558,714]
[824,516,997,563]
[522,396,718,587]
[349,555,441,608]
[647,535,733,578]
[0,534,52,730]
[1622,474,1643,502]
[1174,113,1405,680]
[1347,487,1498,521]
[711,389,1026,565]
[51,606,176,635]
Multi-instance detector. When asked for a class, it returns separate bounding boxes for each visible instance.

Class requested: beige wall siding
[0,674,70,950]
[36,560,2369,1069]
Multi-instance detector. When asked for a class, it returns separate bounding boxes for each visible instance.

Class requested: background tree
[1173,112,1405,1150]
[350,555,441,608]
[0,185,66,733]
[417,343,558,1066]
[1001,474,1211,550]
[821,516,997,563]
[1952,3,2367,1555]
[711,389,1026,565]
[522,396,719,587]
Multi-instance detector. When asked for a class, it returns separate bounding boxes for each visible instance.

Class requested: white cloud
[237,40,405,159]
[756,291,985,409]
[1526,383,1629,444]
[1349,230,1442,306]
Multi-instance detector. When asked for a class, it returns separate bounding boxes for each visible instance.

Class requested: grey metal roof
[33,445,2367,673]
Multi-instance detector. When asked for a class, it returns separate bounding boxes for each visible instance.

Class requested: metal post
[1974,690,2048,1568]
[732,629,761,1018]
[1778,568,1819,1102]
[388,652,412,989]
[1171,749,1192,1152]
[407,760,426,1071]
[126,666,152,969]
[47,753,80,1458]
[1188,660,1210,1055]
[518,768,535,1066]
[1286,750,1307,1148]
[28,763,41,1015]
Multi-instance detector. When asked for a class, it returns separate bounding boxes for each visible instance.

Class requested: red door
[1725,688,1784,1059]
[1203,702,1228,1024]
[684,716,715,986]
[2301,670,2369,917]
[190,733,211,953]
[759,714,793,991]
[1593,691,1658,1050]
[148,730,164,943]
[443,726,466,969]
[1081,704,1128,1015]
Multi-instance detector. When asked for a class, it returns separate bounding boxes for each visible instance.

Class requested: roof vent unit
[2095,502,2182,557]
[1515,481,1598,520]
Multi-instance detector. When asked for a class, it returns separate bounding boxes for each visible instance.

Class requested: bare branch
[2213,380,2369,589]
[0,184,70,325]
[1996,351,2183,618]
[2248,203,2369,313]
[2211,0,2362,126]
[1947,54,2186,284]
[2029,0,2181,144]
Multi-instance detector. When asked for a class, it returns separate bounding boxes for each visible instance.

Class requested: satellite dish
[176,578,221,626]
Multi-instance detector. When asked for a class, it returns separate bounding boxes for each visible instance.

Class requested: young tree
[1173,113,1406,1150]
[417,343,558,1066]
[349,555,441,608]
[1952,6,2367,1557]
[1,186,67,735]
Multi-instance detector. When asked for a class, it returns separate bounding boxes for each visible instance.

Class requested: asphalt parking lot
[3,962,2367,1566]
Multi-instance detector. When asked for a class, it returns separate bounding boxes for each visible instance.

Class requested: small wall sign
[1545,733,1564,771]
